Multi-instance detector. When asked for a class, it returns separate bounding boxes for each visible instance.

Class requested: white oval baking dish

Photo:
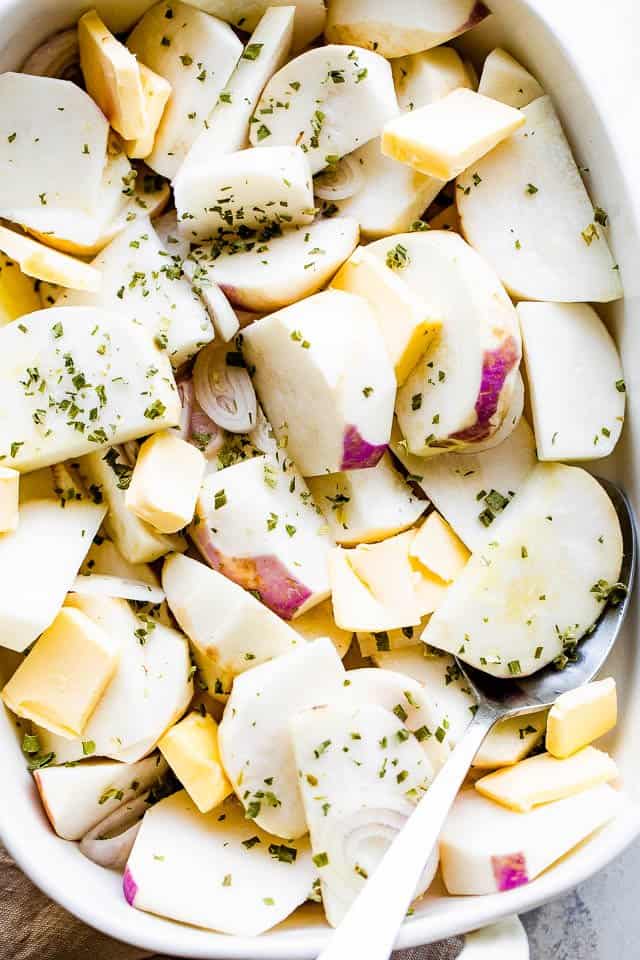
[0,0,639,956]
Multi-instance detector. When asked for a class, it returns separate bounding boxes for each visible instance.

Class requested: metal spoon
[317,478,635,960]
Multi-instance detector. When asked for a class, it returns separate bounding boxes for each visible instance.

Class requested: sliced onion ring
[193,341,256,434]
[176,378,195,440]
[314,154,365,202]
[71,574,165,605]
[21,29,80,82]
[80,795,149,870]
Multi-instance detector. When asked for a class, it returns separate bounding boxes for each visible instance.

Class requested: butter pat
[126,430,206,534]
[475,746,618,812]
[123,64,171,160]
[158,711,232,813]
[410,511,469,583]
[546,678,617,759]
[0,253,40,325]
[381,88,525,180]
[331,247,441,384]
[2,606,120,738]
[0,225,101,292]
[0,467,19,532]
[78,10,147,140]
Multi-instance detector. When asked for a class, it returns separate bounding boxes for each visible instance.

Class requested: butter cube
[0,253,40,325]
[475,746,618,812]
[0,467,19,532]
[2,606,120,738]
[331,247,441,384]
[126,430,206,534]
[123,64,172,160]
[381,88,525,181]
[410,511,470,583]
[0,226,100,293]
[158,711,232,813]
[546,678,617,759]
[78,10,147,140]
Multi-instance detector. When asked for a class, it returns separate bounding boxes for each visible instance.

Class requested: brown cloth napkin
[0,843,463,960]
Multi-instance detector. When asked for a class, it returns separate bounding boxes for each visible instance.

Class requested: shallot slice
[193,342,256,434]
[314,154,365,202]
[21,29,80,82]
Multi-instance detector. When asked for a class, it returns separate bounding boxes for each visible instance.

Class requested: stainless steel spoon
[317,478,635,960]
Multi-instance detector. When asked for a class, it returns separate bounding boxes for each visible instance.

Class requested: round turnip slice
[366,231,521,456]
[124,791,315,935]
[249,45,398,175]
[218,638,346,839]
[291,702,436,927]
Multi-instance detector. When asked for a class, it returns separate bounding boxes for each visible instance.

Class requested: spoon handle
[316,706,498,960]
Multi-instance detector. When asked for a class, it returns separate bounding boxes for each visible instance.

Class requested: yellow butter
[546,678,617,759]
[0,254,40,325]
[158,711,232,813]
[0,466,19,532]
[78,10,147,140]
[123,64,172,160]
[2,606,120,738]
[0,226,101,293]
[348,530,424,626]
[331,247,440,384]
[475,745,618,812]
[410,511,470,583]
[381,88,525,181]
[126,430,206,534]
[329,546,419,634]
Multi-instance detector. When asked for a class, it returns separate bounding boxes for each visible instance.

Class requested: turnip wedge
[0,305,180,473]
[191,454,332,620]
[422,463,624,678]
[242,289,395,476]
[291,702,436,927]
[33,754,168,841]
[181,0,325,52]
[186,215,359,313]
[457,96,622,303]
[123,790,314,935]
[392,47,471,113]
[0,73,107,213]
[440,784,623,895]
[391,418,536,552]
[325,0,489,59]
[0,226,101,293]
[366,231,521,457]
[518,302,625,461]
[249,45,398,175]
[57,218,213,370]
[218,638,346,838]
[126,1,242,179]
[80,793,149,870]
[162,553,301,696]
[63,594,193,762]
[478,49,544,108]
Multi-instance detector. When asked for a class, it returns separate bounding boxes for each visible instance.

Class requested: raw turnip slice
[391,417,536,551]
[192,454,333,619]
[242,289,395,476]
[366,231,521,455]
[176,7,294,171]
[325,0,489,58]
[218,637,345,838]
[306,450,425,546]
[80,793,149,870]
[127,1,242,179]
[0,226,101,293]
[356,623,423,659]
[440,784,623,895]
[392,47,471,112]
[478,48,544,108]
[162,553,301,690]
[291,702,436,927]
[0,73,107,212]
[423,463,624,677]
[175,146,314,241]
[0,466,105,654]
[249,45,398,175]
[192,340,257,433]
[124,790,315,935]
[329,545,421,634]
[33,754,168,841]
[459,917,530,959]
[182,0,325,52]
[457,96,622,303]
[63,594,193,762]
[70,574,165,605]
[57,218,213,369]
[518,302,625,461]
[186,271,239,342]
[186,215,359,312]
